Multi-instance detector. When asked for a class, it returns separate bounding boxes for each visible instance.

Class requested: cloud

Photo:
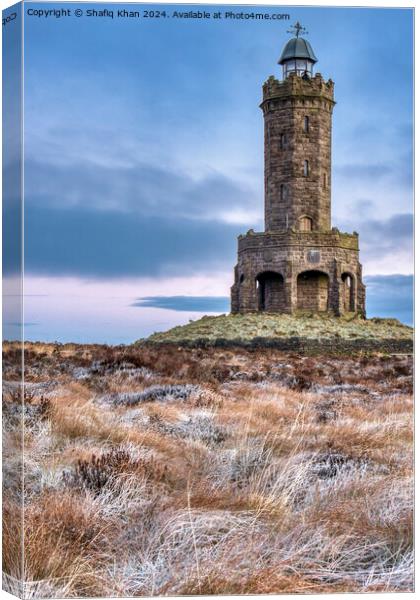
[358,213,413,263]
[132,296,230,312]
[335,163,393,180]
[357,213,412,245]
[2,201,22,276]
[365,274,413,325]
[336,213,413,274]
[19,206,240,279]
[12,203,412,282]
[335,158,412,190]
[133,274,413,326]
[19,274,234,344]
[25,158,260,225]
[4,322,39,327]
[17,155,261,279]
[16,13,412,284]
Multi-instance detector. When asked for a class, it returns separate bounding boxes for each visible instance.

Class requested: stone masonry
[231,28,366,316]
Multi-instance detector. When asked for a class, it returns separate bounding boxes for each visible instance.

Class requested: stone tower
[231,23,365,316]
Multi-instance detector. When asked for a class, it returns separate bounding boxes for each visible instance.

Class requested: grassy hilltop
[145,313,413,351]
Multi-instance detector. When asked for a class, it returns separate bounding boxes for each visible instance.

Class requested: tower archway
[297,270,329,312]
[256,271,285,312]
[341,272,355,312]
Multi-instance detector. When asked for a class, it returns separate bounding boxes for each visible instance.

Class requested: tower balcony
[261,73,335,108]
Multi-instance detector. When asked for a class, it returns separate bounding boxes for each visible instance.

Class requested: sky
[3,2,414,343]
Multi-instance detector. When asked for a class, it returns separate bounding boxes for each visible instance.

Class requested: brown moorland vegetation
[2,341,413,597]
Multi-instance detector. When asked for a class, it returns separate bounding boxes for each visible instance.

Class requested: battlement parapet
[238,229,359,252]
[262,72,335,106]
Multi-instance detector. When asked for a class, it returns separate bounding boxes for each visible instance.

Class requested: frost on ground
[2,341,413,597]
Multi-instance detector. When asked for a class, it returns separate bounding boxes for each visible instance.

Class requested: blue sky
[3,3,414,342]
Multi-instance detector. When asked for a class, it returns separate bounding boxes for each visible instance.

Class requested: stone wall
[231,230,365,316]
[261,73,335,233]
[297,271,329,311]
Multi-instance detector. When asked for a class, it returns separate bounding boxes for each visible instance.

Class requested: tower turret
[262,24,335,233]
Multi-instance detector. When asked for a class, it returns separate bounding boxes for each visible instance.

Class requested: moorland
[3,337,413,596]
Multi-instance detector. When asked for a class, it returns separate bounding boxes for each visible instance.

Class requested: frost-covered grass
[144,313,412,345]
[98,384,201,407]
[2,342,413,597]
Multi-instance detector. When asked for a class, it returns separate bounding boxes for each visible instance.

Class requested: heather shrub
[64,447,171,495]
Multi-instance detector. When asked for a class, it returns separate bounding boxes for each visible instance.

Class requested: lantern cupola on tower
[278,22,317,79]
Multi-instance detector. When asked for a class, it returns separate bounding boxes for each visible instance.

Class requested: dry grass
[143,312,413,345]
[2,341,413,597]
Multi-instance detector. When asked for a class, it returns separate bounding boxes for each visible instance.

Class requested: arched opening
[297,270,329,312]
[303,160,309,177]
[341,272,355,312]
[304,116,309,132]
[256,271,285,312]
[299,216,313,232]
[239,274,245,284]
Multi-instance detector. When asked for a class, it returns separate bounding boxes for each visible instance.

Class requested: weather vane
[287,21,308,38]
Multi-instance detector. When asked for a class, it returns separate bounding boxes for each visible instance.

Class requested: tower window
[280,133,286,149]
[323,173,327,189]
[303,160,309,177]
[283,59,314,79]
[300,216,313,232]
[304,116,309,132]
[280,184,285,201]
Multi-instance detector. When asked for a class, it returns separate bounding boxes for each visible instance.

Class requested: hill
[144,313,413,353]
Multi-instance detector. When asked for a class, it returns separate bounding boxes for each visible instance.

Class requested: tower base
[231,229,366,317]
